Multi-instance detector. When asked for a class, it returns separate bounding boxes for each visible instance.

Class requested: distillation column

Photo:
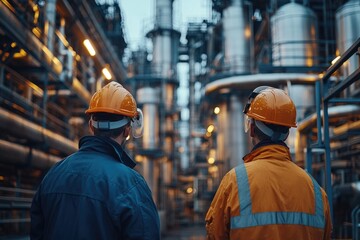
[137,87,160,204]
[139,0,180,230]
[218,0,251,170]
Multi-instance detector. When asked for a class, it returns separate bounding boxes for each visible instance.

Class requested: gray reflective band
[91,118,130,130]
[254,120,288,141]
[231,164,325,229]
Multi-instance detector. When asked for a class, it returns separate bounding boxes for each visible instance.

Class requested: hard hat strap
[91,117,130,130]
[254,120,288,141]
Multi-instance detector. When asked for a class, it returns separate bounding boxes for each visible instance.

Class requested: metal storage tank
[271,2,318,66]
[222,0,251,73]
[336,0,360,84]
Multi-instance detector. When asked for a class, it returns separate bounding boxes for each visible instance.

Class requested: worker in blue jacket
[30,82,160,239]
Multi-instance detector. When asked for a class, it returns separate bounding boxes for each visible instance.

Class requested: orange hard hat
[85,81,138,118]
[245,88,297,128]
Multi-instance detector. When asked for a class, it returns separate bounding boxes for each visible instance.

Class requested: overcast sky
[119,0,211,50]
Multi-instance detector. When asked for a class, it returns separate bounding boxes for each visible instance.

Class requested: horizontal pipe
[0,218,30,224]
[295,105,360,163]
[0,1,62,75]
[0,139,61,169]
[297,105,360,133]
[0,107,78,155]
[205,73,319,94]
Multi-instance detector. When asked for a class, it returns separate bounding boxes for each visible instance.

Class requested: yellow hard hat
[245,87,297,128]
[85,81,138,118]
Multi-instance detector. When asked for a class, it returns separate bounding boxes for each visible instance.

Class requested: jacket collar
[243,140,291,163]
[79,135,137,168]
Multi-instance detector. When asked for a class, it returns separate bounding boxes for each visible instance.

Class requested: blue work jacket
[30,136,160,240]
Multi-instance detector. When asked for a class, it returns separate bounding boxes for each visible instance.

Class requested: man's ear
[250,122,255,138]
[124,125,131,138]
[89,120,94,134]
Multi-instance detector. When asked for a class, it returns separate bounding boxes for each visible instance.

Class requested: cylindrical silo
[336,0,360,91]
[222,0,251,73]
[271,2,318,66]
[137,87,160,150]
[136,87,160,201]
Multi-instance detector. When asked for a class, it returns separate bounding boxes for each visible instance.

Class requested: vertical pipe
[44,0,57,52]
[58,18,66,64]
[216,102,230,175]
[323,0,329,61]
[315,80,323,145]
[321,78,333,222]
[42,74,48,129]
[306,137,312,174]
[155,0,173,28]
[323,100,334,223]
[0,65,4,85]
[152,0,174,78]
[188,38,196,166]
[228,95,246,168]
[143,157,157,203]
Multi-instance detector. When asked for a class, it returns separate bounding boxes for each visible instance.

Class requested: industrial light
[214,107,220,114]
[135,155,144,162]
[186,187,193,194]
[13,49,27,58]
[102,67,112,80]
[207,124,215,133]
[331,56,341,65]
[83,39,96,56]
[178,146,185,153]
[208,157,215,164]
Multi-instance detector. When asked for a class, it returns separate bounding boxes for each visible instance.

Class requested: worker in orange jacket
[205,86,332,239]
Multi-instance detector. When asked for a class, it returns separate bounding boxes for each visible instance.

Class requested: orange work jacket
[205,143,332,240]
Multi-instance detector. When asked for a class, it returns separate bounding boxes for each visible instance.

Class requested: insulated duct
[295,105,360,162]
[0,108,78,155]
[205,73,318,94]
[0,139,60,169]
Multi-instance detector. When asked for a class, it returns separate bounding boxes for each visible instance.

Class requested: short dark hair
[91,112,130,138]
[253,122,289,141]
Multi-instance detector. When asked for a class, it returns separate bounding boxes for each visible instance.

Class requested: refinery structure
[0,0,360,238]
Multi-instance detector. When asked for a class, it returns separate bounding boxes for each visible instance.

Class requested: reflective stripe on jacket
[205,143,332,240]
